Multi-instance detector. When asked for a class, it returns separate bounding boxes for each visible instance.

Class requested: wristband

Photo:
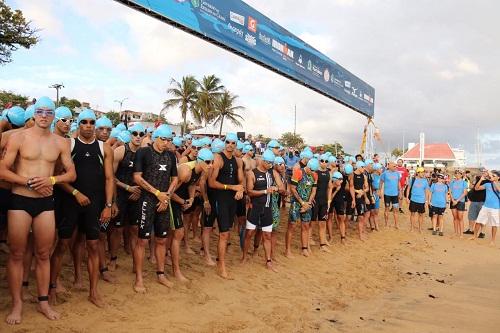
[50,176,57,185]
[264,189,267,195]
[154,189,161,197]
[72,189,79,196]
[224,184,228,190]
[126,185,130,191]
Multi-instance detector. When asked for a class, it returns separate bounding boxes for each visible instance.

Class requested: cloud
[15,0,65,40]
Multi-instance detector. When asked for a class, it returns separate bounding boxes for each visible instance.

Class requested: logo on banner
[228,23,244,38]
[272,39,294,59]
[191,0,200,8]
[259,32,271,45]
[298,55,303,64]
[230,11,245,26]
[245,33,256,46]
[323,68,330,82]
[307,60,312,71]
[248,16,257,33]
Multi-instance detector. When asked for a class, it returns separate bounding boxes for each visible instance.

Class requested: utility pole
[114,97,129,127]
[49,83,64,106]
[293,104,297,136]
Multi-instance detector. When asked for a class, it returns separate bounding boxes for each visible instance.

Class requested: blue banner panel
[115,0,375,117]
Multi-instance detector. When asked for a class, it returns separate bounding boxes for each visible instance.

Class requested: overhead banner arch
[114,0,375,117]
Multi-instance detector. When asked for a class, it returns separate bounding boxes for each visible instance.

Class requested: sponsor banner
[116,0,375,117]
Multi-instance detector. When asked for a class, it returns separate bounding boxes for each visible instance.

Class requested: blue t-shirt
[430,183,448,208]
[372,173,381,190]
[285,155,300,170]
[483,183,500,209]
[381,171,401,196]
[450,179,468,202]
[409,178,430,204]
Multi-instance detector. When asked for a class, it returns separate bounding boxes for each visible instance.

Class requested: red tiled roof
[402,143,455,160]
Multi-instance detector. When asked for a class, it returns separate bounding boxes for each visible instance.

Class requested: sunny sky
[1,0,499,167]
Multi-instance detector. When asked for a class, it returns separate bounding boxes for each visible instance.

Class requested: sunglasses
[264,160,274,166]
[58,118,72,124]
[132,131,145,137]
[159,137,172,142]
[80,119,95,125]
[34,109,55,117]
[225,140,236,145]
[199,159,213,165]
[320,159,328,163]
[193,146,202,151]
[276,163,284,166]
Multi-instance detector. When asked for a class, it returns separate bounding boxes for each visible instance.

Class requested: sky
[1,0,499,167]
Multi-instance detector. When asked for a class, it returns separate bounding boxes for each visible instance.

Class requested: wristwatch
[105,203,113,208]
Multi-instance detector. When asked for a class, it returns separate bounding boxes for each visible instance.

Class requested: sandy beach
[1,208,499,333]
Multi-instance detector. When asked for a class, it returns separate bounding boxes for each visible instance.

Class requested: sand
[1,208,499,333]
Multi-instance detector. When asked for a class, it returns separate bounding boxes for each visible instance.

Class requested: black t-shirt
[134,145,177,191]
[467,178,490,202]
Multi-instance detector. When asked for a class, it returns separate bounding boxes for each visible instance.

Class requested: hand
[127,185,141,196]
[35,186,53,197]
[111,203,119,218]
[128,191,141,201]
[30,177,52,191]
[351,200,355,209]
[406,197,410,204]
[156,201,168,212]
[203,201,211,215]
[99,207,112,225]
[234,190,244,200]
[231,184,244,192]
[157,192,170,205]
[182,199,193,211]
[75,192,91,206]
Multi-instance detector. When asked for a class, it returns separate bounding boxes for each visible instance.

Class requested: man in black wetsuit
[350,161,369,241]
[311,154,332,252]
[110,123,144,270]
[208,133,244,279]
[241,150,278,272]
[132,125,178,292]
[50,109,114,308]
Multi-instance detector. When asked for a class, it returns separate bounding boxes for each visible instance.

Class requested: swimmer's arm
[0,136,28,185]
[55,137,77,184]
[290,184,303,204]
[236,158,245,191]
[246,171,262,197]
[103,144,114,205]
[112,146,130,190]
[133,172,159,195]
[349,174,355,200]
[273,169,285,193]
[327,180,333,204]
[199,170,209,203]
[308,187,317,204]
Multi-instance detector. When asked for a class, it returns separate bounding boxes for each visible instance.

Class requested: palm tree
[212,90,245,136]
[162,75,199,135]
[196,75,224,127]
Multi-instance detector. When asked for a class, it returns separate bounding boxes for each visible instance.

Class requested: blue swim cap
[78,109,96,123]
[146,127,154,133]
[300,150,313,160]
[55,106,72,120]
[70,122,78,133]
[173,136,183,147]
[236,140,244,151]
[373,163,382,171]
[110,128,121,138]
[1,109,8,117]
[96,116,112,128]
[198,148,214,162]
[118,130,131,143]
[116,123,127,131]
[319,153,329,161]
[201,136,212,146]
[325,152,332,157]
[34,96,55,111]
[344,164,354,175]
[152,124,173,140]
[225,133,238,142]
[274,156,285,164]
[267,139,280,148]
[314,153,320,159]
[262,149,276,163]
[7,106,25,127]
[129,123,145,133]
[307,158,320,171]
[244,141,250,145]
[328,156,337,164]
[365,159,374,165]
[303,146,312,152]
[332,171,343,180]
[192,139,203,148]
[211,139,225,153]
[242,144,253,154]
[356,161,366,169]
[24,105,35,122]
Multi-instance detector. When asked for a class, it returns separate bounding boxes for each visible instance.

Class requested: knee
[35,249,51,261]
[263,232,271,241]
[9,248,25,262]
[155,238,167,246]
[86,241,99,253]
[219,232,229,240]
[174,229,184,240]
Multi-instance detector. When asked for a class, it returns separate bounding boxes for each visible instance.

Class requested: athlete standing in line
[132,125,178,292]
[380,162,401,229]
[310,154,332,251]
[1,97,76,324]
[208,133,244,279]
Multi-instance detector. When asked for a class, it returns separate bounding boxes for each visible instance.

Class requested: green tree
[106,111,121,126]
[0,90,29,108]
[391,148,404,158]
[0,0,39,65]
[196,74,224,126]
[322,142,344,155]
[279,132,304,148]
[212,90,245,136]
[59,96,81,112]
[162,76,199,136]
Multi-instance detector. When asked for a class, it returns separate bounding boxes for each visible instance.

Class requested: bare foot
[133,282,147,293]
[174,271,189,283]
[37,302,60,320]
[301,249,309,257]
[205,257,216,266]
[88,294,105,308]
[489,241,496,247]
[157,274,174,288]
[72,280,85,291]
[266,261,278,273]
[5,302,22,325]
[108,259,118,271]
[217,266,234,280]
[101,271,117,284]
[55,281,67,294]
[284,251,294,259]
[239,256,248,265]
[319,245,331,253]
[340,237,347,245]
[184,246,195,255]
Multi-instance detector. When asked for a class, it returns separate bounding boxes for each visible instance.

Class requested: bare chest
[20,137,60,163]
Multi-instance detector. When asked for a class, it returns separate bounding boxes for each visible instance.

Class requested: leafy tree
[0,0,39,65]
[212,90,244,136]
[59,96,81,112]
[0,90,29,108]
[162,76,199,135]
[106,111,121,126]
[279,132,304,148]
[196,74,224,126]
[322,142,344,155]
[391,148,405,158]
